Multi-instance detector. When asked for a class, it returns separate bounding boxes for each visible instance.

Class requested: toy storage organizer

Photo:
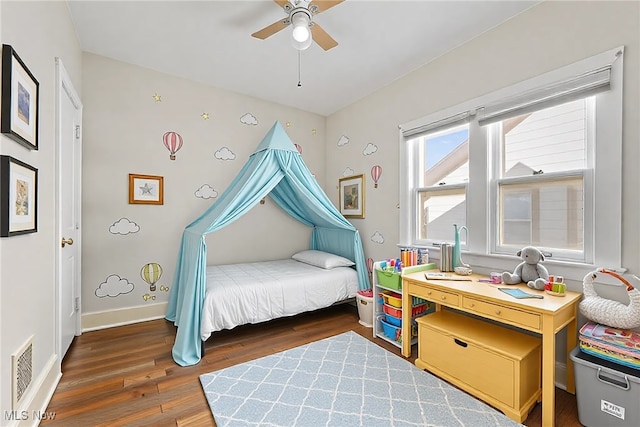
[372,261,436,348]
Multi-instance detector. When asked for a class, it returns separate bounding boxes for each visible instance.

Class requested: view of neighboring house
[416,98,586,252]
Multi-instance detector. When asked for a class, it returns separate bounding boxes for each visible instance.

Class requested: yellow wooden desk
[401,272,582,427]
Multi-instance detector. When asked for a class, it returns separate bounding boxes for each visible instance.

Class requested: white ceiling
[67,0,540,116]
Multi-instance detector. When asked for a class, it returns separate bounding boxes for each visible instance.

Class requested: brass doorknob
[61,237,74,248]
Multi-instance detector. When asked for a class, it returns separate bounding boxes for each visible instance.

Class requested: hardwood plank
[42,304,581,426]
[45,382,159,422]
[123,367,168,387]
[92,405,163,427]
[46,377,123,405]
[177,410,216,427]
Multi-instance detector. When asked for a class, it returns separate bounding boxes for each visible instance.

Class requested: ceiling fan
[251,0,344,51]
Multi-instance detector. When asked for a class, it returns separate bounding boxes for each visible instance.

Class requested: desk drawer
[463,297,540,330]
[413,286,460,307]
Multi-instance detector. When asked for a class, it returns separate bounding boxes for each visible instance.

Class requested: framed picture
[0,155,38,236]
[1,44,39,150]
[338,174,365,218]
[129,174,164,205]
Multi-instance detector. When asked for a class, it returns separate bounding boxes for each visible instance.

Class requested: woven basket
[579,268,640,329]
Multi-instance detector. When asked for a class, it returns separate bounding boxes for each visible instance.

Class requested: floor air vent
[12,336,33,410]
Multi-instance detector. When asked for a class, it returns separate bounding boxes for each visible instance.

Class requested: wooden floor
[42,304,582,426]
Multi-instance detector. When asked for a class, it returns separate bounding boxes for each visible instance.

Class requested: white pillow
[292,250,355,269]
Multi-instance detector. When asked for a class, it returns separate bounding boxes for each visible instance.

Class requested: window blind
[401,111,471,138]
[478,66,611,126]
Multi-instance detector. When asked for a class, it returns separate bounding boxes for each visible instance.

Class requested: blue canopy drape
[165,121,370,366]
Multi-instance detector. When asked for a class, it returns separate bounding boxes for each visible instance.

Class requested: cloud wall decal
[95,274,135,298]
[109,218,140,235]
[240,113,258,126]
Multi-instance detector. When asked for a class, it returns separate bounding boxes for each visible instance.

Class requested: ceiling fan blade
[273,0,293,10]
[309,0,345,15]
[311,23,338,51]
[251,18,290,40]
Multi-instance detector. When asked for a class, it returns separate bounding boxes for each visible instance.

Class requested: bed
[167,122,371,366]
[201,250,359,341]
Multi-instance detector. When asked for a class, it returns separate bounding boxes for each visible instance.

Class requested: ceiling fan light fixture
[292,35,312,51]
[291,10,312,50]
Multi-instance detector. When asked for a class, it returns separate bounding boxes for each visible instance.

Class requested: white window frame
[487,97,595,262]
[413,123,470,245]
[399,46,624,280]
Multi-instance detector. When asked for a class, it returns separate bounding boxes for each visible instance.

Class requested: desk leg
[565,316,577,394]
[401,290,411,357]
[541,316,556,427]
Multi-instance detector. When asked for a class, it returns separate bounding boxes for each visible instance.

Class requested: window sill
[428,250,624,284]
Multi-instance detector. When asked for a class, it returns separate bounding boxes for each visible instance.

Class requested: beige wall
[81,53,325,323]
[326,0,640,277]
[0,0,82,422]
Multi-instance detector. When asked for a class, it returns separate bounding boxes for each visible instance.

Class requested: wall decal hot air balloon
[371,165,382,188]
[163,131,183,160]
[141,262,163,292]
[294,143,303,155]
[366,257,374,274]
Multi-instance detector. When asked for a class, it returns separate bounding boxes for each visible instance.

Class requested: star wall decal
[286,121,291,128]
[153,93,162,102]
[312,129,317,135]
[201,113,210,120]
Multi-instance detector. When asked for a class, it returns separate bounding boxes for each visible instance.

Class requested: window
[415,125,469,243]
[492,98,590,261]
[399,46,624,276]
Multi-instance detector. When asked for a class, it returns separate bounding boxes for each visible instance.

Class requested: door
[56,58,82,359]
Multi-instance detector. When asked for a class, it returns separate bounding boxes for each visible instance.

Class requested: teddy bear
[502,246,549,290]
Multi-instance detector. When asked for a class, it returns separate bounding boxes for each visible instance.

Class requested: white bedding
[201,259,359,340]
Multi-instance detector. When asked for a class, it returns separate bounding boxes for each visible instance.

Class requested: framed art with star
[129,173,163,205]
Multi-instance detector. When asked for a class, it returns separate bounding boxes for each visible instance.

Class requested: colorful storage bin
[383,302,431,317]
[383,303,402,317]
[378,315,418,343]
[411,303,431,317]
[384,313,402,327]
[380,291,402,308]
[376,268,402,290]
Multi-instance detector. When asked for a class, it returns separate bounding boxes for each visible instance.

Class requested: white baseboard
[7,354,61,427]
[555,361,567,390]
[82,302,168,332]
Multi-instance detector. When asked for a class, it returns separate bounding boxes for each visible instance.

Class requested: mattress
[201,259,359,340]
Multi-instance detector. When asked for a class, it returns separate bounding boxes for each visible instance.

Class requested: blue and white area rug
[199,331,523,426]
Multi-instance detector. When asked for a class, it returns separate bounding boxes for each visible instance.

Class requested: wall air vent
[12,335,34,410]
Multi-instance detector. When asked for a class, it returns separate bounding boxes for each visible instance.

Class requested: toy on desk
[490,272,502,284]
[544,275,567,296]
[454,266,472,275]
[501,246,549,290]
[579,268,640,329]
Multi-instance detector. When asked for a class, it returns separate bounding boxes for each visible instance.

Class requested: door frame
[55,57,83,360]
